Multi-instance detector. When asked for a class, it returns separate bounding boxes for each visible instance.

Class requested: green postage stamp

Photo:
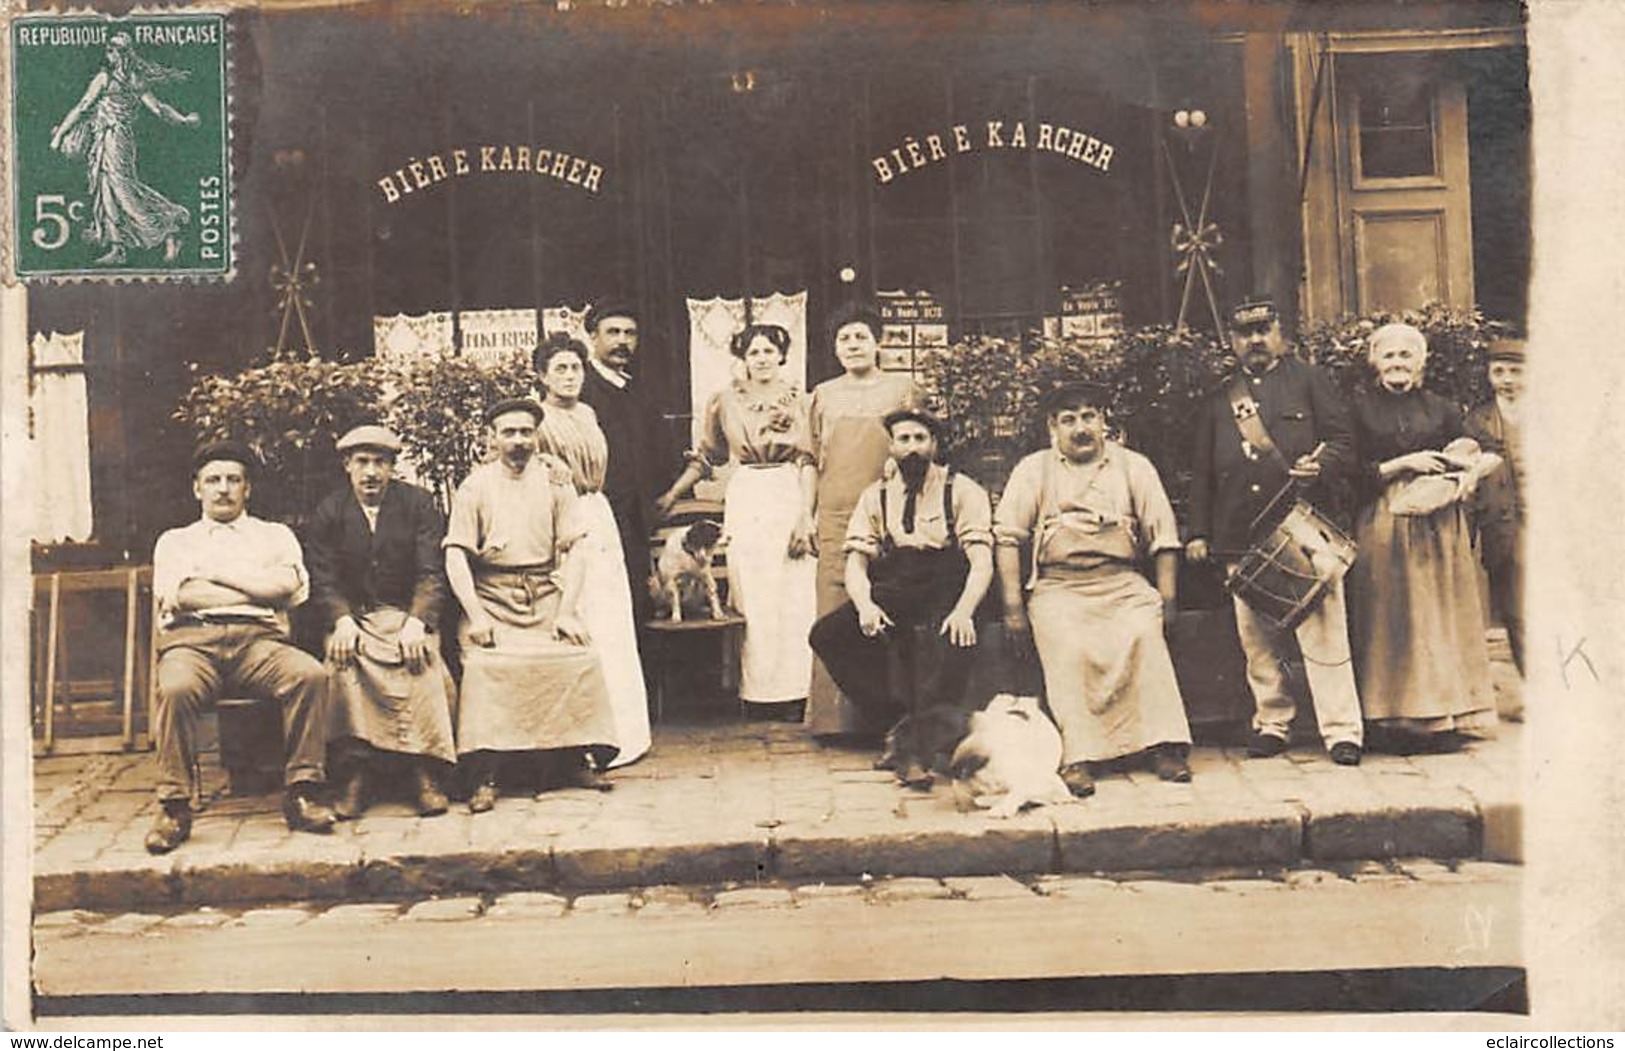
[9,11,233,280]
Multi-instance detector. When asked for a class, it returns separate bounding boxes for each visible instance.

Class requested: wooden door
[1336,53,1474,314]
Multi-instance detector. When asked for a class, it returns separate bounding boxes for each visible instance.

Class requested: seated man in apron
[994,382,1193,798]
[808,408,994,785]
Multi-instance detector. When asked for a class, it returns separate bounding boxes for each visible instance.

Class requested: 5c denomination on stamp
[9,11,233,281]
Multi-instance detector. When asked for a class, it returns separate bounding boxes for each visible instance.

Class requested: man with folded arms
[146,441,336,854]
[307,424,457,820]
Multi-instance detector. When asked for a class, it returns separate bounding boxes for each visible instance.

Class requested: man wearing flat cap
[443,398,619,812]
[1186,296,1363,765]
[994,382,1193,797]
[145,440,336,854]
[306,424,457,819]
[807,407,995,785]
[1465,338,1527,676]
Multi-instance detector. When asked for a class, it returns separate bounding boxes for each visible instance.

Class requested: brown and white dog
[949,694,1074,819]
[649,519,726,622]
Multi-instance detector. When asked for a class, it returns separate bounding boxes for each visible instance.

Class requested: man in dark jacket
[578,299,669,625]
[1186,298,1364,765]
[307,424,457,818]
[1465,338,1526,677]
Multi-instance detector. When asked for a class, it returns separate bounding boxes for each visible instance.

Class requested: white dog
[949,694,1074,819]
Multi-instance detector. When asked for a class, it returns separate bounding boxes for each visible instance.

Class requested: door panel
[1353,208,1448,313]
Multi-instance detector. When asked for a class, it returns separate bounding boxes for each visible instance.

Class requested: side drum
[1226,499,1357,631]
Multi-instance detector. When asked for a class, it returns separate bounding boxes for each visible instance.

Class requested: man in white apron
[994,382,1193,798]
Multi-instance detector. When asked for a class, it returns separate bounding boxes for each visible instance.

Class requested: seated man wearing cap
[444,398,620,812]
[994,382,1193,797]
[145,441,336,854]
[1465,338,1527,677]
[1186,297,1362,765]
[808,407,995,785]
[306,424,457,820]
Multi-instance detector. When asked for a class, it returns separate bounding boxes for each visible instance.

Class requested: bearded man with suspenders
[808,408,995,781]
[1186,297,1364,766]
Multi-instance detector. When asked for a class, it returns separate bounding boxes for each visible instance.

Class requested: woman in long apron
[805,304,922,737]
[1347,323,1502,752]
[534,334,652,767]
[656,323,818,718]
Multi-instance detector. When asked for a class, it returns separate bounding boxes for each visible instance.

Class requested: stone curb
[33,795,1510,912]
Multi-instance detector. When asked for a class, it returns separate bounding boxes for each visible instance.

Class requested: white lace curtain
[29,330,93,543]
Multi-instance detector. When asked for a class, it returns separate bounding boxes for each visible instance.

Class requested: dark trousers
[152,622,328,803]
[1487,554,1524,675]
[607,489,654,625]
[808,550,979,723]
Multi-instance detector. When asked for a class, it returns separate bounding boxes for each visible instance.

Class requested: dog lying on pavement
[649,519,726,623]
[949,694,1074,818]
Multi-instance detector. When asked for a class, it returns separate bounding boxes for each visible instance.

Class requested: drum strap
[1227,375,1287,468]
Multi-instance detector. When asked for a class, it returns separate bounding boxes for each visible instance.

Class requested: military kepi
[336,424,403,455]
[1230,297,1279,329]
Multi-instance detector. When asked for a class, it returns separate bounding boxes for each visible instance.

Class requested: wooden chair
[32,566,153,754]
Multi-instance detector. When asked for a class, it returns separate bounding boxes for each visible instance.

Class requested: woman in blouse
[1347,322,1503,752]
[656,323,818,718]
[805,304,922,737]
[533,334,651,767]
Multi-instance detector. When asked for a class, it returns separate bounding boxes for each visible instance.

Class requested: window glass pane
[1358,77,1436,179]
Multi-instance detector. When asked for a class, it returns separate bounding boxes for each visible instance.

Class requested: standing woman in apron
[805,303,923,738]
[533,334,652,767]
[656,323,818,719]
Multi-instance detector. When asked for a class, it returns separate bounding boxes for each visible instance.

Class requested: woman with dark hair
[1347,322,1503,753]
[657,323,817,718]
[50,31,201,265]
[534,333,650,766]
[805,304,922,737]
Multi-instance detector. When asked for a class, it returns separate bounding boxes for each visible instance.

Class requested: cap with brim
[882,406,943,438]
[335,424,403,455]
[1487,338,1526,363]
[1039,381,1112,416]
[1230,297,1279,329]
[192,439,256,477]
[484,398,545,426]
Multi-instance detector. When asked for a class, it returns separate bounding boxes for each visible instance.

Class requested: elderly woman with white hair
[1347,322,1504,752]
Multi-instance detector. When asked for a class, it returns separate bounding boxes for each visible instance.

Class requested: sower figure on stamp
[1186,297,1364,766]
[306,425,457,821]
[994,383,1193,798]
[444,399,620,813]
[1465,338,1527,679]
[145,441,336,854]
[808,408,995,787]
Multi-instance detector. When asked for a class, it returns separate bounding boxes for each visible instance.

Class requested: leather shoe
[144,801,192,855]
[1330,741,1363,766]
[1246,732,1289,759]
[897,761,933,791]
[1059,761,1095,799]
[413,764,449,817]
[333,768,368,821]
[1151,744,1192,783]
[283,787,337,834]
[469,780,499,814]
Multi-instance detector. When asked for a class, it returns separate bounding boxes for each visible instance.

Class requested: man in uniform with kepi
[808,407,995,786]
[306,424,457,820]
[1186,296,1364,765]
